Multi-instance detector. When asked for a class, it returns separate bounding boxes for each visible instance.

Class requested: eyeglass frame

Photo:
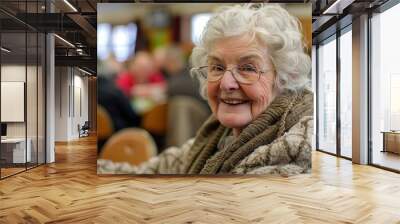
[191,64,274,85]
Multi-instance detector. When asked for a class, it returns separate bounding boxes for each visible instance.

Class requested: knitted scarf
[183,89,313,174]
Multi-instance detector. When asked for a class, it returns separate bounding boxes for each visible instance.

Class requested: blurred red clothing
[115,71,165,97]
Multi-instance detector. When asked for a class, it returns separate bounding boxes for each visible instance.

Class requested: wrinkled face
[207,34,277,133]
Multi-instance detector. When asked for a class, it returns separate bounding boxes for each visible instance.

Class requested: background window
[339,28,352,158]
[371,2,400,171]
[317,36,337,155]
[191,13,211,45]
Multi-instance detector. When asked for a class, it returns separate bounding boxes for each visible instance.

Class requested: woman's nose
[219,70,239,91]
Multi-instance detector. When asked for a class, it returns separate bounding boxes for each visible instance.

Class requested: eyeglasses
[191,64,272,85]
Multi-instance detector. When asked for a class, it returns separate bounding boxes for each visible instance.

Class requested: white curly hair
[190,3,311,99]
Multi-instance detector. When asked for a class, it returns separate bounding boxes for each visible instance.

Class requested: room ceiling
[1,0,393,73]
[312,0,389,43]
[0,0,97,73]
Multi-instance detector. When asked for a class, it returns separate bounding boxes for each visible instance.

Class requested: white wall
[54,67,89,141]
[55,67,69,141]
[1,65,26,81]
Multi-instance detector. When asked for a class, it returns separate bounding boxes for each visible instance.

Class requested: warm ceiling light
[54,34,75,48]
[323,0,354,15]
[63,0,78,12]
[78,67,92,76]
[1,47,11,53]
[76,48,84,55]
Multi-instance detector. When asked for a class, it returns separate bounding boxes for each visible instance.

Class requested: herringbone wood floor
[1,136,400,223]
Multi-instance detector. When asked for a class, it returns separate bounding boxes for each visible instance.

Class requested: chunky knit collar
[183,89,313,174]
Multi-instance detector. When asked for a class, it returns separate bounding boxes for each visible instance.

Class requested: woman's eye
[210,65,225,72]
[238,64,257,72]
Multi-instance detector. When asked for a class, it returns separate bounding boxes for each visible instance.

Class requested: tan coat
[97,116,313,176]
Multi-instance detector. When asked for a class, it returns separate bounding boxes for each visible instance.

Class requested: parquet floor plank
[0,136,400,223]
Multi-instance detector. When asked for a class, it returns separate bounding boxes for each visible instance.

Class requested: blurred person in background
[115,51,166,114]
[99,3,313,175]
[157,45,206,104]
[114,51,168,150]
[154,45,211,147]
[153,46,168,78]
[97,59,142,152]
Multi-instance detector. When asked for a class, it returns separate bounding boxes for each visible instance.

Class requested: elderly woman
[98,4,313,176]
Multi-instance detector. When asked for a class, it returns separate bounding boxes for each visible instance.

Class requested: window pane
[371,3,400,171]
[340,29,352,158]
[1,30,28,177]
[312,45,317,150]
[27,31,38,169]
[38,32,45,165]
[318,37,337,154]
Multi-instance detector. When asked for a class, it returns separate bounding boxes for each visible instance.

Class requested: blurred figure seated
[115,51,166,114]
[78,121,90,138]
[98,60,142,152]
[166,96,209,147]
[154,45,205,104]
[153,45,211,148]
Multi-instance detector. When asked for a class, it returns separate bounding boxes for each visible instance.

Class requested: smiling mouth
[220,99,250,105]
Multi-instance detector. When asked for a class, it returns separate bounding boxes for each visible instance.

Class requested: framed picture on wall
[1,81,25,122]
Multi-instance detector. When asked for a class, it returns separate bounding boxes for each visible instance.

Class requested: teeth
[222,99,246,105]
